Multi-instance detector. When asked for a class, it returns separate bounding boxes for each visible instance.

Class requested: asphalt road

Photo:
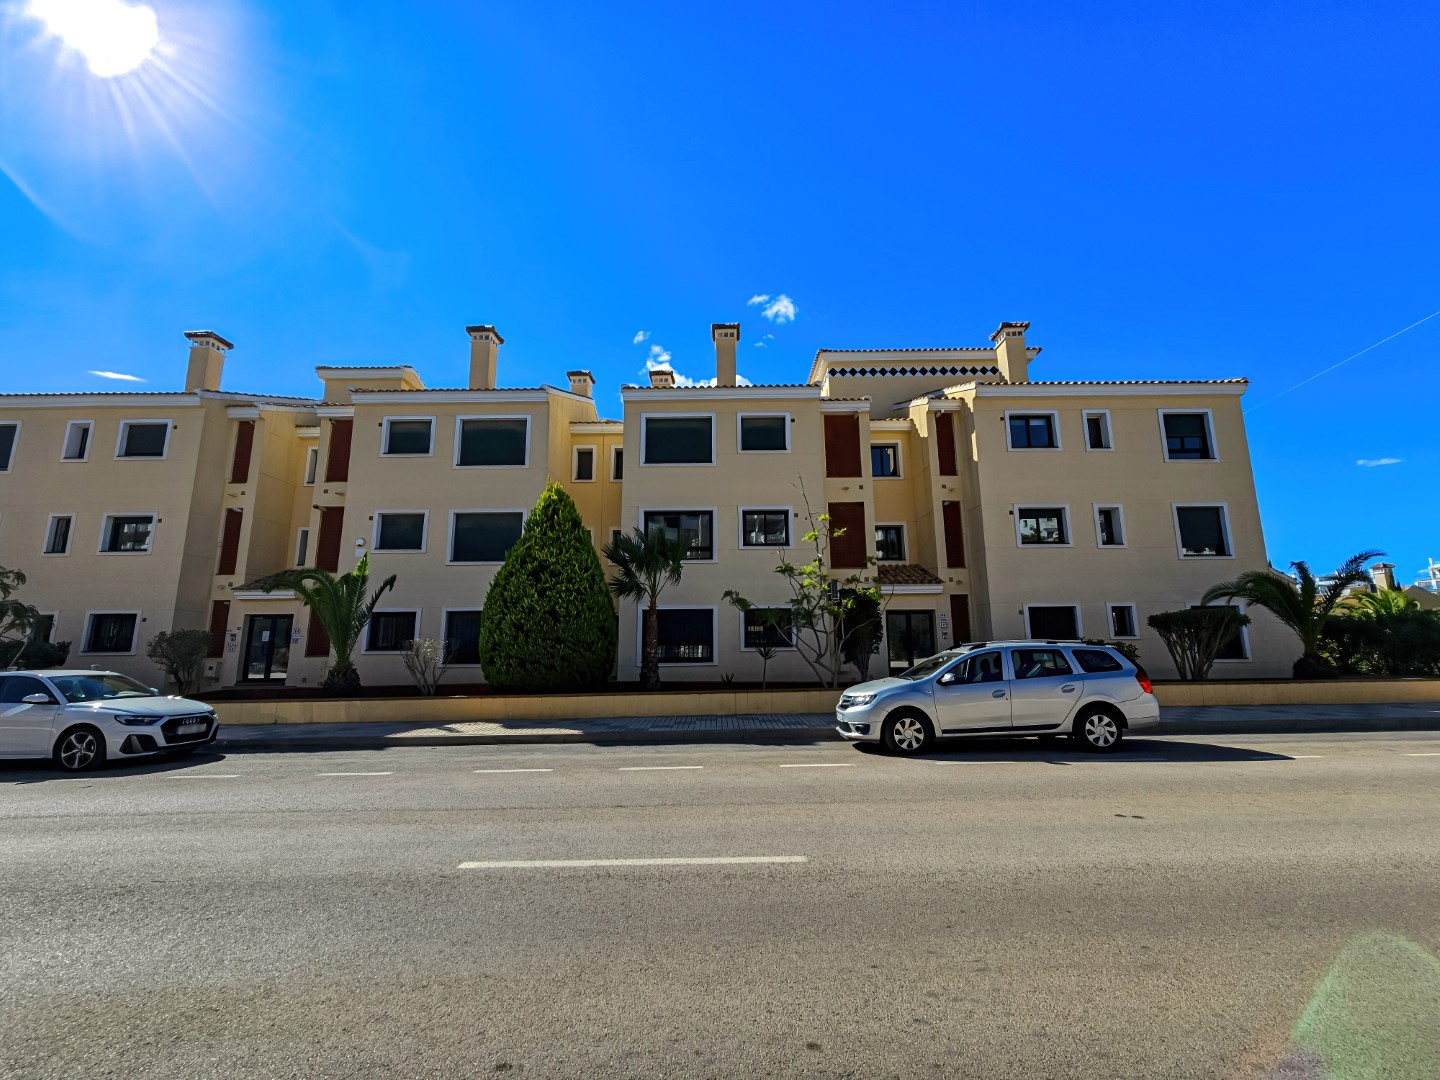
[3,733,1439,1079]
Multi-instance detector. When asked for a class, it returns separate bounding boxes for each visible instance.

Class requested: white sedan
[0,669,219,772]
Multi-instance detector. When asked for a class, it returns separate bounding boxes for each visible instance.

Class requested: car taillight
[1135,666,1153,695]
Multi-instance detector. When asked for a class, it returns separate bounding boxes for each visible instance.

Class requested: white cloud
[633,330,650,345]
[753,341,766,348]
[747,294,770,306]
[760,294,796,324]
[1356,458,1402,467]
[764,333,774,339]
[88,370,145,382]
[671,372,753,387]
[646,344,672,369]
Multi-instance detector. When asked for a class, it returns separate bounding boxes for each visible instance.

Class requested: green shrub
[1322,609,1440,677]
[0,638,71,670]
[479,482,617,692]
[1147,608,1249,681]
[1086,638,1140,665]
[145,629,213,695]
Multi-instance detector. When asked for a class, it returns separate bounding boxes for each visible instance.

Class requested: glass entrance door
[241,615,293,683]
[886,610,937,675]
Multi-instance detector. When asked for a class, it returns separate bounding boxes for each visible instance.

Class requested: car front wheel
[1075,710,1124,753]
[54,726,107,772]
[883,712,933,755]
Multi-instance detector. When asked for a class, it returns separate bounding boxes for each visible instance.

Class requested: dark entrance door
[241,615,293,683]
[886,610,937,675]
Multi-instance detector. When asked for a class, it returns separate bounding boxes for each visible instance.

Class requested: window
[1017,507,1069,546]
[605,528,624,562]
[741,509,790,548]
[366,611,417,652]
[28,614,56,644]
[642,511,713,560]
[654,608,715,663]
[642,416,713,465]
[1074,649,1124,673]
[116,421,170,458]
[875,524,906,561]
[1083,411,1111,450]
[1007,413,1059,449]
[101,514,155,553]
[1192,604,1250,660]
[295,527,310,566]
[1095,506,1125,547]
[1175,505,1231,557]
[1011,646,1074,678]
[62,421,92,461]
[1024,606,1080,640]
[44,515,73,555]
[0,422,15,471]
[84,612,139,654]
[444,610,483,665]
[951,651,1004,684]
[574,446,595,481]
[456,417,529,467]
[742,607,795,650]
[374,512,427,552]
[871,443,901,477]
[304,446,319,485]
[382,418,434,456]
[611,446,624,480]
[1108,604,1138,638]
[0,675,54,704]
[1161,411,1215,460]
[450,511,524,563]
[738,414,789,452]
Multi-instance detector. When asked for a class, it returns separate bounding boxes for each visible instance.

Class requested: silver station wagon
[836,641,1159,754]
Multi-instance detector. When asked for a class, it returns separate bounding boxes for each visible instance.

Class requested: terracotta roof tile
[877,563,944,586]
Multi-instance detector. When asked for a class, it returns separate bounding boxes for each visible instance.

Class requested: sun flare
[26,0,160,77]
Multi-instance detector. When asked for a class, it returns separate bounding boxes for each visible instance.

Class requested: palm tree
[1348,587,1419,617]
[263,554,396,695]
[602,527,689,690]
[1202,549,1384,677]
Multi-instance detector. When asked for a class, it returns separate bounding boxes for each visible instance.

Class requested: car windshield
[898,653,959,680]
[48,674,156,703]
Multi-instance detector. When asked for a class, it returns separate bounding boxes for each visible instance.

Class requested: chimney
[1369,562,1397,591]
[712,323,739,386]
[183,330,233,392]
[466,325,504,389]
[649,367,676,388]
[567,369,594,398]
[990,321,1033,383]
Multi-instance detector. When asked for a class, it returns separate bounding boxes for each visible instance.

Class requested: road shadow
[0,749,231,785]
[853,737,1295,765]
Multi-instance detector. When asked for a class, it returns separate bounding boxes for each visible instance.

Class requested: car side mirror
[149,687,160,695]
[937,673,957,686]
[21,693,53,705]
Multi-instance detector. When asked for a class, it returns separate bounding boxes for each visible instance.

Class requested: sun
[26,0,161,78]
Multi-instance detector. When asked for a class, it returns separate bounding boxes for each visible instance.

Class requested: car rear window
[1011,648,1073,679]
[1073,649,1124,673]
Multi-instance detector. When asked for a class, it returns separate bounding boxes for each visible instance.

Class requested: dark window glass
[1009,414,1057,449]
[1110,605,1137,638]
[45,516,72,555]
[871,444,900,477]
[1097,507,1124,546]
[1192,604,1248,660]
[86,613,138,653]
[367,612,417,652]
[643,417,713,464]
[742,608,794,650]
[1176,506,1230,556]
[875,525,905,561]
[64,423,90,460]
[445,610,483,665]
[105,516,154,552]
[575,448,595,481]
[457,418,528,467]
[655,608,714,663]
[376,513,425,551]
[384,419,433,455]
[1026,606,1080,640]
[611,448,624,480]
[1012,646,1075,678]
[741,510,789,547]
[1074,649,1124,673]
[0,676,52,703]
[120,422,168,457]
[451,512,524,562]
[29,614,56,643]
[739,415,788,452]
[1085,414,1110,449]
[643,511,713,560]
[952,651,1003,684]
[0,423,15,470]
[1018,508,1068,545]
[1163,413,1213,459]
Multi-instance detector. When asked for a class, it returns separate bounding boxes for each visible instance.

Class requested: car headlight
[116,715,161,727]
[842,693,877,708]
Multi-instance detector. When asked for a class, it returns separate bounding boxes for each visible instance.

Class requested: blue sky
[2,0,1437,584]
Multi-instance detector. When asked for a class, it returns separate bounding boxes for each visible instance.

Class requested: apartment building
[0,319,1293,689]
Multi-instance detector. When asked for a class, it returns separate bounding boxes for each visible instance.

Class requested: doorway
[886,610,936,675]
[240,614,293,683]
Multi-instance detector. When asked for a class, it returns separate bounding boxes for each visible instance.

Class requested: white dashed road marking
[1405,753,1440,757]
[473,768,554,774]
[617,765,704,771]
[458,856,807,870]
[317,771,393,777]
[1292,755,1325,759]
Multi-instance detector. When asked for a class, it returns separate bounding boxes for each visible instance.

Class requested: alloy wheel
[59,730,100,771]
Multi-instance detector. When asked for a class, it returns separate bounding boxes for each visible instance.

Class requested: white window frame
[371,510,430,553]
[1171,502,1234,560]
[380,416,436,458]
[639,507,718,562]
[453,414,532,469]
[1158,408,1219,462]
[1013,504,1073,548]
[1105,602,1140,640]
[446,508,526,565]
[639,412,716,467]
[870,441,903,479]
[114,420,172,461]
[0,419,18,473]
[80,610,142,656]
[98,512,158,555]
[1004,410,1062,451]
[61,420,93,462]
[610,445,624,481]
[363,608,420,653]
[1092,504,1127,549]
[441,608,485,667]
[303,446,319,485]
[573,444,597,482]
[636,605,719,667]
[874,521,907,562]
[1082,410,1112,452]
[738,607,797,652]
[737,506,794,550]
[1193,599,1252,663]
[42,513,75,557]
[294,526,311,567]
[1022,603,1083,640]
[736,411,792,454]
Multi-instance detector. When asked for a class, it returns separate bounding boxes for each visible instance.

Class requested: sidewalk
[215,701,1440,752]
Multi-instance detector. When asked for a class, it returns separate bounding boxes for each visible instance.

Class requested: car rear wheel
[54,726,107,772]
[882,712,933,755]
[1074,709,1124,753]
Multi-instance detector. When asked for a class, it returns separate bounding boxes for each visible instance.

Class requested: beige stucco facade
[0,319,1294,690]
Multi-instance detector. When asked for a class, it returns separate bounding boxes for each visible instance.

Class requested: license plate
[176,722,207,735]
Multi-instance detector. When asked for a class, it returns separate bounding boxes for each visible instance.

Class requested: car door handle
[1060,685,1076,693]
[991,690,1006,698]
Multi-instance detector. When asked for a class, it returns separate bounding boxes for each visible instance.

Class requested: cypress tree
[478,481,617,691]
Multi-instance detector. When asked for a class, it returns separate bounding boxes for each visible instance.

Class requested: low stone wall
[1153,678,1440,707]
